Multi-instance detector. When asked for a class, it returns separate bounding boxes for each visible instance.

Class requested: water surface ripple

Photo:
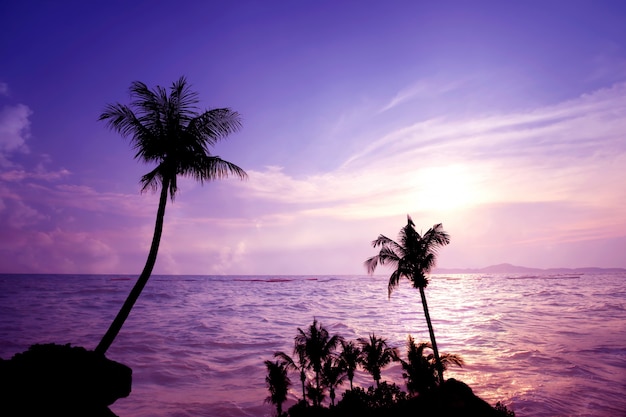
[0,273,624,416]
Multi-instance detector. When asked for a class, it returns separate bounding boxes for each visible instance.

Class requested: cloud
[379,77,466,113]
[6,200,47,228]
[0,168,71,182]
[234,83,626,228]
[0,227,120,273]
[349,83,626,169]
[0,103,32,166]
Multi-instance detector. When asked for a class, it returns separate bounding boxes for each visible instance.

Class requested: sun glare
[412,165,480,211]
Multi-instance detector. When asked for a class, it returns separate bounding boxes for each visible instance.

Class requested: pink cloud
[0,168,70,182]
[0,104,31,161]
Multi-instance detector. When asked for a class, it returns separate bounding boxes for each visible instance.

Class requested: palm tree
[358,333,398,388]
[274,347,309,403]
[364,216,450,384]
[265,360,291,416]
[96,77,246,354]
[400,335,463,396]
[338,340,361,390]
[294,319,342,406]
[400,336,435,396]
[321,357,347,407]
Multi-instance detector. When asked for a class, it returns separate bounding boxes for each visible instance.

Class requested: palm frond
[185,155,248,183]
[188,108,242,148]
[140,166,162,193]
[388,270,402,297]
[371,234,394,248]
[422,223,451,253]
[440,353,464,368]
[364,255,379,275]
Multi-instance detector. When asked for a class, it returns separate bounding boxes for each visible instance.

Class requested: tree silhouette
[96,77,246,354]
[265,360,291,416]
[400,335,464,396]
[294,319,342,406]
[321,357,347,406]
[274,347,309,403]
[358,333,398,388]
[338,340,361,390]
[364,216,450,384]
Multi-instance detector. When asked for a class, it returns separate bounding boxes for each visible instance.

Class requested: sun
[411,165,481,212]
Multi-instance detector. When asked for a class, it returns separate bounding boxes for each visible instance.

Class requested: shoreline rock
[0,343,131,417]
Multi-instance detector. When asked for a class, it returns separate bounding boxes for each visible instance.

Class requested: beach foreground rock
[0,343,131,417]
[289,379,512,417]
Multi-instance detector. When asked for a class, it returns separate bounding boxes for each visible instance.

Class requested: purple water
[1,273,624,416]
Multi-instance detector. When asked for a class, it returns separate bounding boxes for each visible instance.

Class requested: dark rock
[436,378,502,416]
[0,343,132,417]
[299,378,511,417]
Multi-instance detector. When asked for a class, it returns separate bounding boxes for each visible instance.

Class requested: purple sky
[1,1,626,274]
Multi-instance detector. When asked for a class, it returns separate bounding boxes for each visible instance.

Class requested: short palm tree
[274,347,309,402]
[295,319,342,406]
[364,216,450,384]
[96,77,246,354]
[321,357,347,406]
[358,333,398,388]
[400,335,464,396]
[265,360,291,416]
[338,340,361,390]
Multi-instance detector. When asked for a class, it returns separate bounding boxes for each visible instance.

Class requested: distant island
[433,263,626,275]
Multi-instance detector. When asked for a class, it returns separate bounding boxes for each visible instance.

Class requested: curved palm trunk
[95,180,170,355]
[419,286,444,385]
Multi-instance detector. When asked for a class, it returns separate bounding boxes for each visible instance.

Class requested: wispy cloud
[0,168,71,182]
[236,83,626,227]
[379,77,466,113]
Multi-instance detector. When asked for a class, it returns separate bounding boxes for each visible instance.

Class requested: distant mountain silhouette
[434,263,626,274]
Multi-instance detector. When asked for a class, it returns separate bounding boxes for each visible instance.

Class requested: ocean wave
[1,273,625,416]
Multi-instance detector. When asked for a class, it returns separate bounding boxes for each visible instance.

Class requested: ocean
[0,273,624,416]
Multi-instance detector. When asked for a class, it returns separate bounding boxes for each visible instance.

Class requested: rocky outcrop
[0,343,131,417]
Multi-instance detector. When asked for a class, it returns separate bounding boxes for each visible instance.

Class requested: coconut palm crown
[358,333,399,387]
[338,340,361,390]
[364,215,450,384]
[400,335,463,396]
[294,319,342,406]
[96,77,246,354]
[265,360,291,416]
[274,347,309,402]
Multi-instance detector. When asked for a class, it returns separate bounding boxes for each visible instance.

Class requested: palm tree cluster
[265,319,463,415]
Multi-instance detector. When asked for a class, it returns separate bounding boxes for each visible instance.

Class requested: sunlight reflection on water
[0,273,625,416]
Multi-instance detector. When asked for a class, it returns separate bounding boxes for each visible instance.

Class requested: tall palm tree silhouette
[357,333,398,388]
[338,340,361,390]
[275,347,309,403]
[364,216,450,384]
[96,77,246,354]
[265,360,291,416]
[294,319,342,406]
[321,357,347,406]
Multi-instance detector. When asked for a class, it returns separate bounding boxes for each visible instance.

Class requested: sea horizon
[2,262,625,277]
